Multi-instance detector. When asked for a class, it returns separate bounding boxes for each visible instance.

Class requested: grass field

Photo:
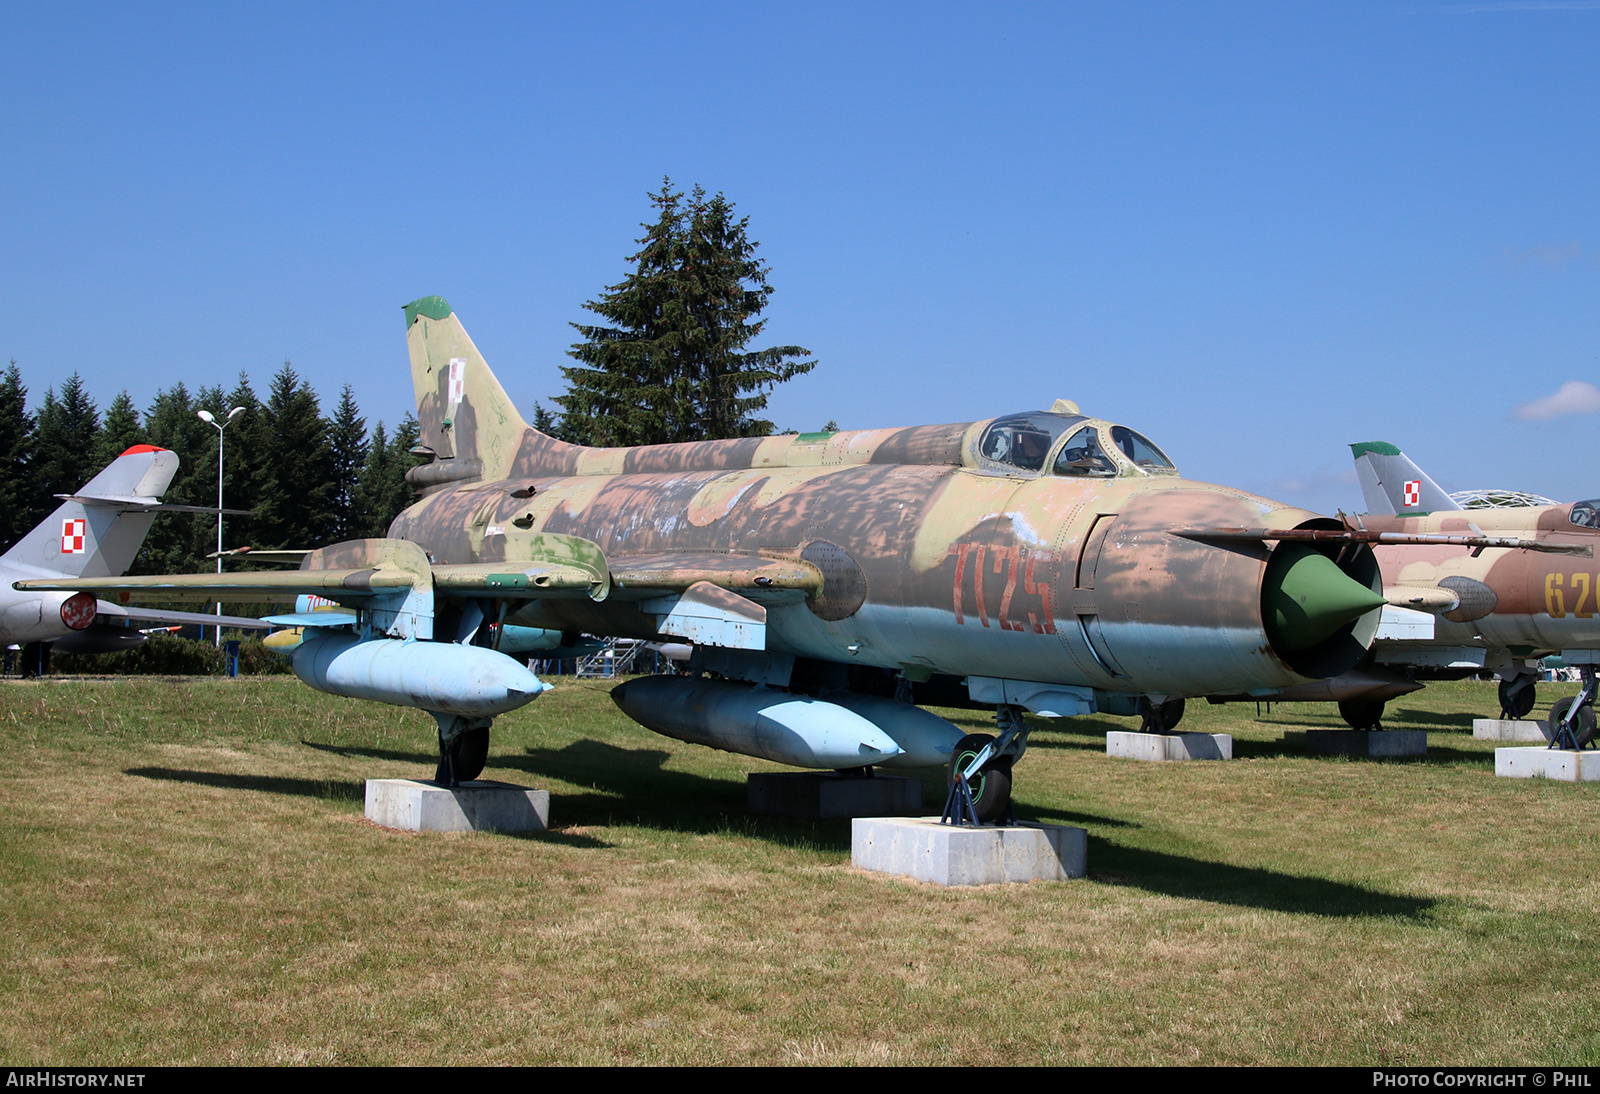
[2,674,1597,1066]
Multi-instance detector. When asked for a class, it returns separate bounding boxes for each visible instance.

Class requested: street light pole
[198,406,245,647]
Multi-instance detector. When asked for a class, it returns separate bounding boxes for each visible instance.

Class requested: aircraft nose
[1078,491,1386,692]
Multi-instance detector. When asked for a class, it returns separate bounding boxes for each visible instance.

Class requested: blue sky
[3,1,1596,515]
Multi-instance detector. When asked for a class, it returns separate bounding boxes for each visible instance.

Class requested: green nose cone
[1263,545,1387,653]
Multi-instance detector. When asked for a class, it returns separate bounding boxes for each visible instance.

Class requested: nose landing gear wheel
[946,733,1013,824]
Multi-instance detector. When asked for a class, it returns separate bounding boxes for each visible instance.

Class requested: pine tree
[0,362,37,552]
[32,374,101,512]
[557,179,814,446]
[352,419,391,538]
[138,383,215,574]
[530,401,579,444]
[92,391,147,467]
[392,412,420,467]
[354,413,421,537]
[214,373,267,555]
[327,385,369,542]
[256,363,334,549]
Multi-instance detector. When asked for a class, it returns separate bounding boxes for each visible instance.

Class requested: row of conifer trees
[0,183,818,577]
[0,360,421,573]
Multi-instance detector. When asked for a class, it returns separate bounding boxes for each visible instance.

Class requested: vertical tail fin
[403,296,531,489]
[1350,441,1461,516]
[2,445,180,578]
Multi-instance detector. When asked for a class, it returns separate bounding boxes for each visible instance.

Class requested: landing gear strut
[1548,667,1599,751]
[20,642,50,678]
[944,733,1012,824]
[943,704,1029,826]
[433,713,493,786]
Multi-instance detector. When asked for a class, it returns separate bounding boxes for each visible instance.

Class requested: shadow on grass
[1089,837,1437,919]
[500,739,858,852]
[123,765,1433,916]
[125,766,363,803]
[1387,707,1480,731]
[1234,737,1315,759]
[1028,717,1137,752]
[1238,735,1494,766]
[131,739,873,852]
[1379,743,1496,766]
[1252,704,1487,735]
[1023,804,1139,829]
[299,740,435,768]
[126,764,617,847]
[501,827,613,849]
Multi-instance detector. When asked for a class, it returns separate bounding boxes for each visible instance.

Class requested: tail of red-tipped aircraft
[1,445,179,579]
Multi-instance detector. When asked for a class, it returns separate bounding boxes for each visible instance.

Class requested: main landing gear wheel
[1140,698,1186,734]
[454,726,490,782]
[1548,697,1597,750]
[435,721,491,786]
[1338,699,1385,730]
[1499,676,1537,719]
[946,732,1012,824]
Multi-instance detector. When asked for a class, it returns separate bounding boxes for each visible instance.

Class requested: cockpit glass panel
[978,413,1083,472]
[1052,426,1117,478]
[1571,501,1600,529]
[1109,426,1175,471]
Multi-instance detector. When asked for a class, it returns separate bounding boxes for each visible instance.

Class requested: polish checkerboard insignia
[1403,480,1421,508]
[60,518,86,554]
[449,358,465,406]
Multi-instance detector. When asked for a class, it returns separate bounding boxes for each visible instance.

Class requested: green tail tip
[403,296,453,328]
[1263,545,1386,653]
[1349,441,1400,457]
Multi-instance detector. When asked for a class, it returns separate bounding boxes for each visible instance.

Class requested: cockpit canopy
[1570,500,1600,529]
[975,412,1177,478]
[977,413,1082,472]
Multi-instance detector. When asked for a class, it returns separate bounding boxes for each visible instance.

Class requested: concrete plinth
[1107,731,1232,761]
[364,779,550,833]
[851,816,1086,886]
[748,771,923,820]
[1494,747,1600,781]
[1473,718,1552,743]
[1284,729,1428,757]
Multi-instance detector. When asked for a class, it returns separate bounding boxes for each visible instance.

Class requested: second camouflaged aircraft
[29,296,1523,819]
[1344,442,1600,733]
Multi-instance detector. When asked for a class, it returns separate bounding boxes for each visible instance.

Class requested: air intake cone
[1263,544,1386,653]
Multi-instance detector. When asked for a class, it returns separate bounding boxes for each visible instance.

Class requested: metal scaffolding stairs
[574,638,645,678]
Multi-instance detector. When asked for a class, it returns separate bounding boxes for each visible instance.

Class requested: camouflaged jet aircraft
[1314,441,1600,735]
[26,297,1549,819]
